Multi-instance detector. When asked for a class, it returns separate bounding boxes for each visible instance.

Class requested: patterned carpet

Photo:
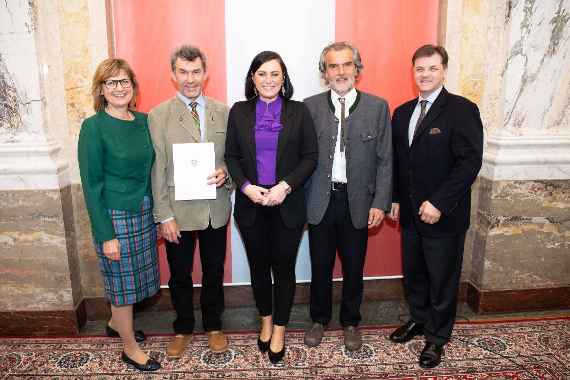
[0,317,568,379]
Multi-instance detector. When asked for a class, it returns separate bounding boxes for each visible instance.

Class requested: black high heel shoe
[121,352,160,371]
[106,325,146,343]
[268,345,286,365]
[257,337,270,352]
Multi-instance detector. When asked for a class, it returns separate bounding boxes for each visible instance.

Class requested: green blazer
[78,111,155,242]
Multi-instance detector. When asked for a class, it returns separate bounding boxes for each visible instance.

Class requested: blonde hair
[91,58,139,112]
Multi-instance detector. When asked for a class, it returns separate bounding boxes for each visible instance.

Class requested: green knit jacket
[78,111,155,242]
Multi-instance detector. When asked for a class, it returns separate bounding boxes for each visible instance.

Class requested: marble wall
[503,0,569,135]
[0,0,107,332]
[472,179,570,289]
[0,188,74,310]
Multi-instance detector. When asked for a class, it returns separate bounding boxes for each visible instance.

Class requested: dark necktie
[190,102,200,132]
[339,97,346,152]
[412,100,428,140]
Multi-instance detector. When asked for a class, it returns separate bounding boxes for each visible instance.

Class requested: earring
[281,86,285,96]
[254,87,258,96]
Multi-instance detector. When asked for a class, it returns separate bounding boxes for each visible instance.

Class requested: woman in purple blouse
[225,51,318,365]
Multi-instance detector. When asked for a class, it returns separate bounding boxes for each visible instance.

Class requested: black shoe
[389,320,424,343]
[121,352,161,372]
[419,342,443,368]
[268,345,286,365]
[257,337,270,352]
[106,325,146,343]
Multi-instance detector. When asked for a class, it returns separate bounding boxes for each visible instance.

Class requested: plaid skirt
[94,195,160,306]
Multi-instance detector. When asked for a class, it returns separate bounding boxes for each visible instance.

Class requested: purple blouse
[254,97,283,186]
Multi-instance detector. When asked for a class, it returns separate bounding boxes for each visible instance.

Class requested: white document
[172,143,216,200]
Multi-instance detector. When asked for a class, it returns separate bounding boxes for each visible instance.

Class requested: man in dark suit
[303,41,393,351]
[388,45,483,368]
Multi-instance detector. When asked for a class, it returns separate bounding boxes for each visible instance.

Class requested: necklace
[105,107,134,121]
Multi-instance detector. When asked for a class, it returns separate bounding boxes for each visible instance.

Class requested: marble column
[0,0,108,334]
[442,0,570,312]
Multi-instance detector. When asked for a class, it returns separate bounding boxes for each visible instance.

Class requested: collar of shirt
[177,92,206,141]
[417,86,443,108]
[177,92,205,109]
[256,96,282,118]
[331,87,357,117]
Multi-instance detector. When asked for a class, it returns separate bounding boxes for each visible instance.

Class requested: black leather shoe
[419,342,444,368]
[389,320,424,343]
[121,352,161,371]
[257,337,270,352]
[106,325,146,343]
[268,345,286,365]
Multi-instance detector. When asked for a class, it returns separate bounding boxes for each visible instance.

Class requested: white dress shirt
[177,92,206,142]
[331,87,357,183]
[408,86,443,146]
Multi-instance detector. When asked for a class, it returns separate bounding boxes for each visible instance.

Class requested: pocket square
[429,127,442,135]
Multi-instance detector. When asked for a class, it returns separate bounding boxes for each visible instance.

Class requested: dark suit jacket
[392,87,483,237]
[225,98,318,228]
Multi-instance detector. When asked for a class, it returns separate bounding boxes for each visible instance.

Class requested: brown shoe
[304,323,325,347]
[208,330,228,353]
[167,334,192,358]
[344,326,362,351]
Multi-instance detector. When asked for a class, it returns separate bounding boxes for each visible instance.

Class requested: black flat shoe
[121,352,161,372]
[389,320,424,343]
[268,345,286,365]
[257,337,270,352]
[106,325,146,343]
[419,342,444,369]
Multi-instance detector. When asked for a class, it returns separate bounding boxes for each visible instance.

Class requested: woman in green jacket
[78,58,160,372]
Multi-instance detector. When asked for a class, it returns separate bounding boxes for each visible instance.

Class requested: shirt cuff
[160,216,175,224]
[240,181,251,193]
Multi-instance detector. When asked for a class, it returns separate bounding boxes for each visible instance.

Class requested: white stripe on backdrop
[225,0,335,282]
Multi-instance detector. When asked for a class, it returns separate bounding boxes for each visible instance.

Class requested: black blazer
[225,98,318,228]
[392,88,483,237]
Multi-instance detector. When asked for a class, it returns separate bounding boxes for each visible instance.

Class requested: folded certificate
[172,143,216,200]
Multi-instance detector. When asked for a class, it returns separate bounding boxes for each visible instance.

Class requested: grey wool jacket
[304,90,393,229]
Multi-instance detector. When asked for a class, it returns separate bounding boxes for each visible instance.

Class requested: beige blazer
[149,96,231,231]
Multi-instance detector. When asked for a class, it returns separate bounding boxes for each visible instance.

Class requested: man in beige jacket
[149,45,231,357]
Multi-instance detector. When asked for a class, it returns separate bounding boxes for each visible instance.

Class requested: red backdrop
[111,0,440,284]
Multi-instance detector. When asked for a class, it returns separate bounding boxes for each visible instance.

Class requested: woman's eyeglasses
[103,79,132,89]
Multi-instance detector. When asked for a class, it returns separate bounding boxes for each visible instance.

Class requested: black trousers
[308,189,368,327]
[165,224,227,334]
[238,205,303,326]
[402,222,465,345]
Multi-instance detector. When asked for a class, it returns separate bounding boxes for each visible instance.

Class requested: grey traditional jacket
[304,90,393,229]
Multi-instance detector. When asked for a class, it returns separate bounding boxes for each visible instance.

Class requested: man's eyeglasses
[103,79,132,89]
